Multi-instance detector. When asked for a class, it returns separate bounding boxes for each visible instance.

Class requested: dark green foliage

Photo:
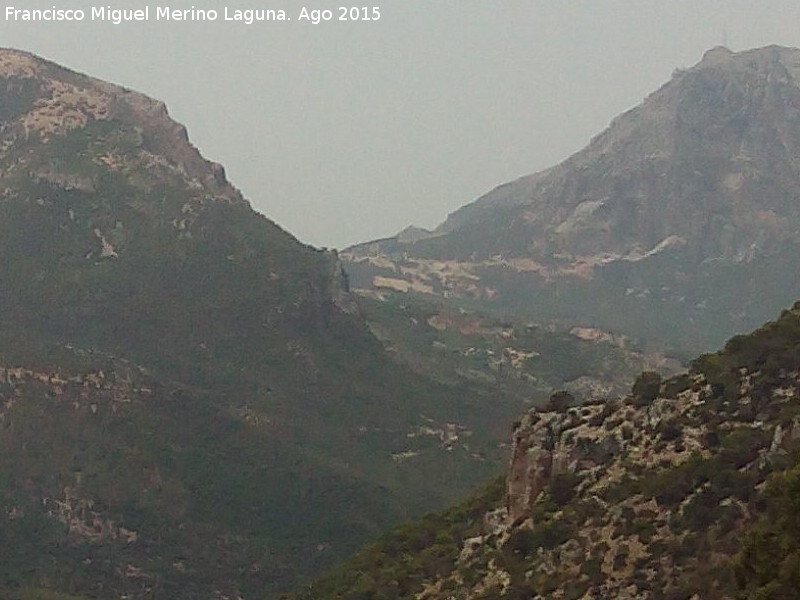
[719,428,768,469]
[503,581,536,600]
[563,579,590,600]
[0,76,40,121]
[692,302,800,411]
[632,371,662,406]
[581,556,603,583]
[0,65,520,598]
[663,373,692,398]
[736,460,800,599]
[680,487,721,530]
[546,390,575,412]
[656,419,683,442]
[548,472,581,505]
[632,518,656,543]
[599,473,643,504]
[504,528,538,557]
[523,518,574,551]
[612,543,630,570]
[641,425,770,510]
[279,476,506,600]
[495,509,574,597]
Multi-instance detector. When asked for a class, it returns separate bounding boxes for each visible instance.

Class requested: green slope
[280,302,800,600]
[0,49,514,598]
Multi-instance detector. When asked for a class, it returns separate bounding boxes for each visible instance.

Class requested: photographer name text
[3,5,381,25]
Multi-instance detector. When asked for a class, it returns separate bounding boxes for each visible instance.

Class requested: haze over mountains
[345,45,800,355]
[3,43,800,600]
[286,46,800,600]
[0,46,672,599]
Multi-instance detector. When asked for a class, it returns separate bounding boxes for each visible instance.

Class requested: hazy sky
[4,1,800,248]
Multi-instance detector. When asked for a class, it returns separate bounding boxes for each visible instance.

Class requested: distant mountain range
[6,43,800,600]
[287,45,800,600]
[345,46,800,355]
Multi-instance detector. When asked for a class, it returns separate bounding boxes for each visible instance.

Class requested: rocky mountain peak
[0,46,239,203]
[453,44,800,262]
[343,46,800,353]
[700,45,734,63]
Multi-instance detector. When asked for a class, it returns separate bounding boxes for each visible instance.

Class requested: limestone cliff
[421,304,800,600]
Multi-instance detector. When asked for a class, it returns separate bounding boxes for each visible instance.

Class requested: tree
[735,463,800,598]
[631,371,661,406]
[546,390,575,412]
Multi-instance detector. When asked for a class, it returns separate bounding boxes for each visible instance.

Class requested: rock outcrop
[430,305,800,599]
[283,302,800,600]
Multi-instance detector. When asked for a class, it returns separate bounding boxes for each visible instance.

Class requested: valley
[2,44,800,600]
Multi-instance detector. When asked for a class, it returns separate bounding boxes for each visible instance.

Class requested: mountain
[282,301,800,600]
[0,48,528,598]
[344,46,800,355]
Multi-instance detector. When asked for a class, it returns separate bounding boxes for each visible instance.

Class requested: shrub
[547,390,575,412]
[548,472,582,506]
[662,373,691,398]
[632,372,662,406]
[657,419,682,442]
[735,460,800,597]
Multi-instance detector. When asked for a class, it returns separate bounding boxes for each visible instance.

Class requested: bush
[548,472,581,505]
[504,528,538,558]
[581,556,603,583]
[662,373,691,398]
[632,371,662,406]
[547,390,575,412]
[657,419,682,442]
[735,460,800,597]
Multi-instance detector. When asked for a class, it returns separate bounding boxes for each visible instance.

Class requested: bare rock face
[0,48,239,202]
[506,415,556,522]
[344,46,800,353]
[424,45,800,260]
[506,410,585,523]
